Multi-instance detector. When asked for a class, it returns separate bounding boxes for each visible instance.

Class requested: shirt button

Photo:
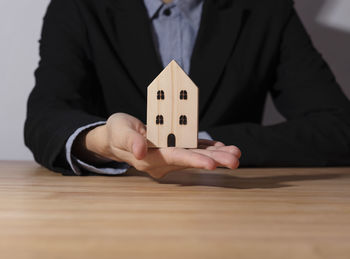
[163,8,172,16]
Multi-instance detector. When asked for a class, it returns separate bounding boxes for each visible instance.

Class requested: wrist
[86,124,113,159]
[73,125,113,164]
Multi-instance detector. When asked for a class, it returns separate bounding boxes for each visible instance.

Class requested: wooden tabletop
[0,161,350,259]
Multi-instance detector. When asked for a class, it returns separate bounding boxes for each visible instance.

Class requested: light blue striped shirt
[66,0,211,175]
[144,0,204,74]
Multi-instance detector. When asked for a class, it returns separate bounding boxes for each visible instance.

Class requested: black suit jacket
[25,0,350,174]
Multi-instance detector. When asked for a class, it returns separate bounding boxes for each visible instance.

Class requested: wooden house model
[147,60,198,148]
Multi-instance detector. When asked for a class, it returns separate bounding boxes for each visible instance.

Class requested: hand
[78,113,241,178]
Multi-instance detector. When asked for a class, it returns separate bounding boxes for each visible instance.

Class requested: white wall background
[0,0,349,160]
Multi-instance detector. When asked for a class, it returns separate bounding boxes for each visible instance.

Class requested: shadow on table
[127,169,345,189]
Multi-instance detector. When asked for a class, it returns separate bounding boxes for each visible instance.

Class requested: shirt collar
[143,0,163,19]
[177,0,204,29]
[143,0,203,20]
[176,0,203,15]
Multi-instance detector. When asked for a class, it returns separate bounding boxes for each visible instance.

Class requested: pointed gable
[147,60,198,92]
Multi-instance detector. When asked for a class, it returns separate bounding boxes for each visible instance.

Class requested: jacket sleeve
[207,5,350,166]
[24,0,106,174]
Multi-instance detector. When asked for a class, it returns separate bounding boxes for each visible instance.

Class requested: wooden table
[0,161,350,259]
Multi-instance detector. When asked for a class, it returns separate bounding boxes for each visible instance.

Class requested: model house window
[156,115,164,125]
[180,90,188,100]
[157,90,165,100]
[179,115,187,125]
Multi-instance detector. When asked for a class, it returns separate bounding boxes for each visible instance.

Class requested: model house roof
[147,60,198,91]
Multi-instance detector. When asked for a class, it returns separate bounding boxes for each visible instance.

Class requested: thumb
[123,129,148,160]
[108,113,148,159]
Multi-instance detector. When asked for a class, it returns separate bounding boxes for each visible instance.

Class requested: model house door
[167,134,176,147]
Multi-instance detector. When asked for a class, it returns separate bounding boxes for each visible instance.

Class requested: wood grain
[0,161,350,259]
[147,60,198,148]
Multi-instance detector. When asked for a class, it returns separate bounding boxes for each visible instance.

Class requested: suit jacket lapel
[105,0,248,112]
[106,0,163,99]
[190,0,249,118]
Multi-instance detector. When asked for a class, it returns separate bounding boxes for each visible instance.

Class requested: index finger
[198,139,225,147]
[158,147,218,170]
